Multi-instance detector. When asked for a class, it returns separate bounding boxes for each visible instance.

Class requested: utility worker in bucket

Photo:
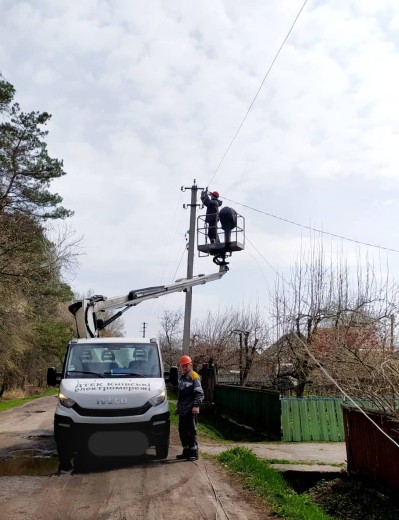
[175,355,204,461]
[201,189,222,243]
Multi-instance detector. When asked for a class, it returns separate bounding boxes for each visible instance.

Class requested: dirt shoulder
[200,439,347,471]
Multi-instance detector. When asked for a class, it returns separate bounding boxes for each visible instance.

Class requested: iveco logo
[97,398,127,405]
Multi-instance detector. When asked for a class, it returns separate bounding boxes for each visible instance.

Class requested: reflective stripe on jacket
[177,370,204,415]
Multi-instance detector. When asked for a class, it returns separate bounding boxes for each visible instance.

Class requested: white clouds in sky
[1,0,399,337]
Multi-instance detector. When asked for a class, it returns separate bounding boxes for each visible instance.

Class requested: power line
[153,244,187,318]
[156,192,186,285]
[208,0,309,186]
[246,235,288,283]
[225,197,399,254]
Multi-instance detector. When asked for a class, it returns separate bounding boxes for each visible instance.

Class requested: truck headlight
[58,392,76,408]
[148,391,166,407]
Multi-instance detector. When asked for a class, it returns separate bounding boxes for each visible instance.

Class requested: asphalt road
[0,397,271,520]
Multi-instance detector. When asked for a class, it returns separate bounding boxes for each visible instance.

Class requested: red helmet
[179,355,192,365]
[211,191,219,198]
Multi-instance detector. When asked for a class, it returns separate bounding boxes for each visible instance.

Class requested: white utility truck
[47,272,227,469]
[47,203,245,469]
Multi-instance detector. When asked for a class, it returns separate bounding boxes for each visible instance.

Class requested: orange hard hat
[211,191,219,198]
[179,355,192,365]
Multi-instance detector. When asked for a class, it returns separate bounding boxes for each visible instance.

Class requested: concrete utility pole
[181,180,202,352]
[141,322,148,338]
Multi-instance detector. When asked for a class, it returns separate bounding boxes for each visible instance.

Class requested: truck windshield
[64,343,162,379]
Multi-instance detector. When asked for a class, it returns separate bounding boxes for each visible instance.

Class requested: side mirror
[47,367,61,387]
[169,366,179,388]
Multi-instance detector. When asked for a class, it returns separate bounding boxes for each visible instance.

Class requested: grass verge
[169,400,269,442]
[169,401,178,426]
[0,388,57,412]
[217,447,336,520]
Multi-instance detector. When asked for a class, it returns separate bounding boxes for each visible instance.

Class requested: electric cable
[246,234,289,284]
[195,459,231,520]
[153,192,187,319]
[153,244,187,318]
[208,0,309,187]
[224,196,399,254]
[125,192,186,334]
[162,212,187,283]
[156,191,186,284]
[171,244,187,282]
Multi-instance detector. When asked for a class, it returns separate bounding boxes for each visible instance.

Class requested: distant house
[261,325,393,396]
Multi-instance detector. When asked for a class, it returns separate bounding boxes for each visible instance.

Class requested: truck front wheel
[57,441,73,471]
[155,440,169,459]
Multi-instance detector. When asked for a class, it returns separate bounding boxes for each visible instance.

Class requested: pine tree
[0,73,72,219]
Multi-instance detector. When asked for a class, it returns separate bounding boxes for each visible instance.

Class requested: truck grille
[72,402,152,417]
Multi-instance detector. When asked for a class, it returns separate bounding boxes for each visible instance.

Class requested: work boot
[58,461,73,473]
[176,448,189,460]
[187,449,198,461]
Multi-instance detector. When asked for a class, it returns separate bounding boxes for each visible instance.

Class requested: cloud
[1,0,399,337]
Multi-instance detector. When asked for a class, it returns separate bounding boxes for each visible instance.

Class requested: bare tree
[45,222,84,281]
[157,309,183,368]
[192,306,269,385]
[191,308,238,372]
[270,239,399,408]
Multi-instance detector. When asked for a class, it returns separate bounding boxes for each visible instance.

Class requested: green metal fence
[281,398,345,441]
[215,386,398,442]
[215,385,281,440]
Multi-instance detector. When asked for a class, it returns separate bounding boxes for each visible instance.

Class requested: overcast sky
[1,0,399,339]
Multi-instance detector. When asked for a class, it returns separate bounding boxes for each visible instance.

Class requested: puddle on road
[0,449,163,476]
[0,449,59,476]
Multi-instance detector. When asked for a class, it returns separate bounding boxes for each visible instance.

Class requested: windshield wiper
[103,371,145,378]
[67,370,106,378]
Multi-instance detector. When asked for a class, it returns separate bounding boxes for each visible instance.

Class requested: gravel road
[0,397,273,520]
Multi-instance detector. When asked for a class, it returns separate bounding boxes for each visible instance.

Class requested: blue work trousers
[178,414,198,450]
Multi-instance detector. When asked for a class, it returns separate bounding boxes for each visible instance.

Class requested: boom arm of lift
[69,267,228,338]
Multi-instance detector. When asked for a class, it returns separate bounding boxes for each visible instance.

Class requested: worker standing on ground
[175,355,204,461]
[201,188,222,243]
